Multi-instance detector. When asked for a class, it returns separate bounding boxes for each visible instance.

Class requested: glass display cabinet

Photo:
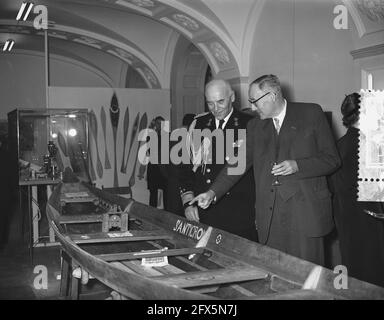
[8,108,90,254]
[8,108,90,183]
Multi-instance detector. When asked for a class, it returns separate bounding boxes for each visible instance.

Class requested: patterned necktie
[273,118,280,135]
[218,119,225,129]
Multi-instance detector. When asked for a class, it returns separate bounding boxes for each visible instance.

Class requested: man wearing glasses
[179,79,257,241]
[190,74,340,265]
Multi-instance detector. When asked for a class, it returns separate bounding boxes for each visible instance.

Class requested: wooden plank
[153,263,185,275]
[120,259,218,295]
[110,262,135,274]
[96,248,204,262]
[240,289,337,300]
[121,260,218,294]
[70,273,79,300]
[19,179,60,186]
[153,266,268,289]
[59,214,103,224]
[122,260,164,277]
[148,240,256,296]
[59,251,70,298]
[121,260,185,277]
[61,197,98,204]
[69,230,172,244]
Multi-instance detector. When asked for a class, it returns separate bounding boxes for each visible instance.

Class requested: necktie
[273,118,280,134]
[218,119,225,129]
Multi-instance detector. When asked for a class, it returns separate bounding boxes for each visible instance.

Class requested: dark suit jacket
[179,108,256,238]
[329,127,384,286]
[211,102,340,243]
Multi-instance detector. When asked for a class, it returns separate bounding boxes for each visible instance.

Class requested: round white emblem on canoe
[215,234,222,244]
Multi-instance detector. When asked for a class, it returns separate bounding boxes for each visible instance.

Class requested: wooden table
[19,179,61,264]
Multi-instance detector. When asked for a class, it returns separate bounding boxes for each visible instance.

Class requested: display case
[8,108,90,183]
[8,108,90,249]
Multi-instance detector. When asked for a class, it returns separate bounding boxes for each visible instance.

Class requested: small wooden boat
[47,179,384,300]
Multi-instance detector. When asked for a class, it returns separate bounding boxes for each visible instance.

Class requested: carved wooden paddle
[89,110,103,179]
[128,112,147,193]
[122,112,140,173]
[120,106,130,173]
[110,93,120,187]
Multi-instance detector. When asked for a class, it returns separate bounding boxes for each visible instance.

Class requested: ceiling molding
[341,0,384,37]
[350,43,384,59]
[2,0,245,79]
[341,0,366,38]
[156,0,240,75]
[162,31,180,89]
[84,0,241,75]
[0,20,162,88]
[241,0,266,76]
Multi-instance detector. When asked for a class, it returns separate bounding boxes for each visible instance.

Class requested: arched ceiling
[341,0,384,38]
[0,0,382,88]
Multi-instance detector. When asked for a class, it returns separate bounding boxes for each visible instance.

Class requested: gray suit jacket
[210,102,340,243]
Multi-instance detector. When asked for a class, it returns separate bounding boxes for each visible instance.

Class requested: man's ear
[230,91,235,103]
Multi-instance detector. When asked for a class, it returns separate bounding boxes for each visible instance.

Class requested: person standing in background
[330,93,384,287]
[146,116,167,208]
[163,114,196,215]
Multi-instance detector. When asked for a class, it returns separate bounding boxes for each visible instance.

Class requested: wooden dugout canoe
[46,180,384,300]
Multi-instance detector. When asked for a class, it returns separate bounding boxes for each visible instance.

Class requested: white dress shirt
[273,99,287,132]
[215,108,233,129]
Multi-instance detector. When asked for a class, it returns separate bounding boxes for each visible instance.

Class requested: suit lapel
[255,118,276,163]
[206,113,216,131]
[277,102,298,161]
[222,108,238,130]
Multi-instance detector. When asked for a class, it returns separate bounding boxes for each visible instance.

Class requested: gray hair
[205,79,233,96]
[250,74,282,97]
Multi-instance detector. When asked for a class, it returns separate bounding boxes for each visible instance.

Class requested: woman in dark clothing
[147,116,167,208]
[162,114,196,215]
[330,93,384,287]
[146,114,196,213]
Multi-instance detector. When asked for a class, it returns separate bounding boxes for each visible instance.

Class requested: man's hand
[189,190,216,209]
[184,205,200,222]
[272,160,298,176]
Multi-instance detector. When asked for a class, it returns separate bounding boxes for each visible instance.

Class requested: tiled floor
[0,244,62,300]
[0,243,113,300]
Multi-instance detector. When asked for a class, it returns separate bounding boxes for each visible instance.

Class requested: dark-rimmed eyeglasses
[248,92,271,105]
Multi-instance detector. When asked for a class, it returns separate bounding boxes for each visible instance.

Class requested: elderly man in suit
[179,79,257,241]
[191,74,340,265]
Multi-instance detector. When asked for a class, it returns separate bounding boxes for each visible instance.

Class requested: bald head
[205,79,234,120]
[205,79,233,96]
